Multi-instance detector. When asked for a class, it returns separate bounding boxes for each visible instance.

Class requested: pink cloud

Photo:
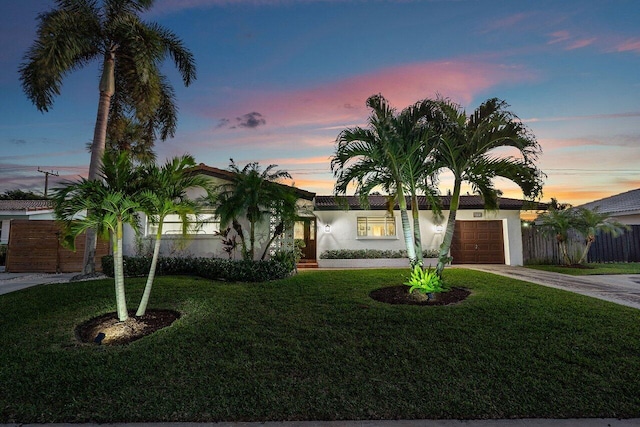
[523,112,640,123]
[547,30,571,45]
[615,38,640,53]
[565,38,596,50]
[194,60,536,130]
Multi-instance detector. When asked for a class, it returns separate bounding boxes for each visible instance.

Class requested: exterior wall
[316,208,524,266]
[0,211,56,244]
[612,213,640,225]
[123,178,312,260]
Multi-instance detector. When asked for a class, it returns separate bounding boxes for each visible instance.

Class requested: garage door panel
[451,220,505,264]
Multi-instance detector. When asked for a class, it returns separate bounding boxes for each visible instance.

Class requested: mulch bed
[369,285,470,306]
[75,309,180,346]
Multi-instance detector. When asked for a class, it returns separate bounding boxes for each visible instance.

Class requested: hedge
[320,248,439,259]
[101,255,294,282]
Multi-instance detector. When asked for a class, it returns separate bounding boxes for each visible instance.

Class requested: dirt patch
[76,309,180,346]
[369,285,470,306]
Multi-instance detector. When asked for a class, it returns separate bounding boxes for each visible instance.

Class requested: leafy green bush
[320,248,439,259]
[101,255,292,282]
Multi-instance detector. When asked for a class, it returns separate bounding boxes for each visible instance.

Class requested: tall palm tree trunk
[83,51,116,275]
[577,235,595,264]
[436,180,461,277]
[114,218,128,322]
[411,193,423,266]
[397,194,417,267]
[137,223,163,316]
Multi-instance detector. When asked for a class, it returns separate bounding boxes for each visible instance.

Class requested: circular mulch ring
[75,309,180,346]
[369,285,470,306]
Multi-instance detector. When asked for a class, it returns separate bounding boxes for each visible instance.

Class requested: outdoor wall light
[434,225,444,234]
[325,224,331,233]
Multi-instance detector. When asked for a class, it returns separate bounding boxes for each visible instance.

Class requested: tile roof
[0,200,53,212]
[191,163,316,201]
[577,188,640,215]
[314,195,544,211]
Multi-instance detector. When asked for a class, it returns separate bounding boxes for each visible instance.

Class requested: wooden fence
[522,224,640,264]
[5,220,110,273]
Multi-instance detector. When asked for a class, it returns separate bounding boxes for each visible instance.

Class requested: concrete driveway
[460,264,640,310]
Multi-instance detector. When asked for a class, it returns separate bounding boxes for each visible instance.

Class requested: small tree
[574,207,629,265]
[538,205,577,266]
[53,152,143,321]
[208,160,297,260]
[135,154,211,316]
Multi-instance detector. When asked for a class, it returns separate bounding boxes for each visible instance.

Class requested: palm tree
[135,155,211,317]
[426,97,545,277]
[20,0,196,275]
[574,207,629,264]
[52,152,143,321]
[209,160,296,260]
[538,206,577,265]
[331,94,438,268]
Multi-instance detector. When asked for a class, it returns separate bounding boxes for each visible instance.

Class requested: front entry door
[294,218,316,262]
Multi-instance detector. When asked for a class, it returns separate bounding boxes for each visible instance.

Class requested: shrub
[320,248,439,259]
[101,255,293,282]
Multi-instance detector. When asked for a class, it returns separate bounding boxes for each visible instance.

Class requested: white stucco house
[120,164,535,267]
[2,164,539,269]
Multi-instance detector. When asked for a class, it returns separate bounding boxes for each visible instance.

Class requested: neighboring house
[577,188,640,225]
[0,200,55,244]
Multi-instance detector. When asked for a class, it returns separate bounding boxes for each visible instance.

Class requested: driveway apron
[458,264,640,310]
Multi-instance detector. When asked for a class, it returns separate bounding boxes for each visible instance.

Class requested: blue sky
[1,0,639,206]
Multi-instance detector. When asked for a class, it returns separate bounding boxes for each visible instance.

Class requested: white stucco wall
[315,208,524,266]
[612,213,640,225]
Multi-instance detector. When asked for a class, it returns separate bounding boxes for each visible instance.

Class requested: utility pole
[37,168,59,197]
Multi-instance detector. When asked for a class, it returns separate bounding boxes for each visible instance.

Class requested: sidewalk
[0,268,105,295]
[459,264,640,310]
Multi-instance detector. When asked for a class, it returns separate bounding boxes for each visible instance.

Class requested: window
[147,212,220,236]
[357,216,396,238]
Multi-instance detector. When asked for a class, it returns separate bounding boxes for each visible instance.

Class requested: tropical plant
[331,94,439,268]
[52,152,144,321]
[404,265,444,298]
[425,97,545,277]
[19,0,196,275]
[573,207,629,264]
[135,154,211,317]
[538,206,576,265]
[207,160,298,260]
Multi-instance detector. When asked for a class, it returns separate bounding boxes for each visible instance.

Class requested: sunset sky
[1,0,639,207]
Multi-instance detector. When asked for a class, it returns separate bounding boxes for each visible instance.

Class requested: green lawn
[527,262,640,275]
[1,268,640,422]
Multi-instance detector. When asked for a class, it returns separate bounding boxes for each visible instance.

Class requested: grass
[1,268,640,422]
[527,262,640,275]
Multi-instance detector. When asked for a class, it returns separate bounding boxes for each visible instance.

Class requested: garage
[451,220,505,264]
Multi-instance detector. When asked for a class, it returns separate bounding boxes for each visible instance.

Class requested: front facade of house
[123,165,531,267]
[313,195,527,266]
[2,165,533,269]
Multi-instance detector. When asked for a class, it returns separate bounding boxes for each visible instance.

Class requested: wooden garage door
[451,220,505,264]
